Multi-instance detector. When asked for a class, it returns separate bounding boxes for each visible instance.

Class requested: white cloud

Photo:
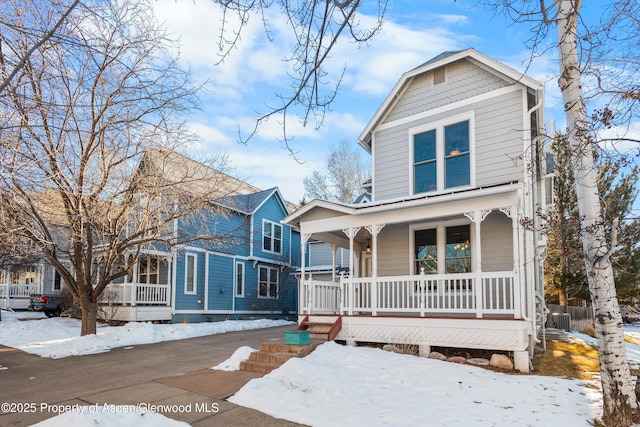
[598,122,640,155]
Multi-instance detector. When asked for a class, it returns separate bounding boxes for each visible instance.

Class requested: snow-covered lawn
[3,309,640,427]
[0,310,292,359]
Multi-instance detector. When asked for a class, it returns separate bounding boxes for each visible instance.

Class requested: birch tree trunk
[555,1,639,425]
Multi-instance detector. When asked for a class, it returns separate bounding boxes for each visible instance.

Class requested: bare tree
[303,139,370,203]
[0,0,242,336]
[212,1,387,153]
[0,0,81,93]
[480,1,640,425]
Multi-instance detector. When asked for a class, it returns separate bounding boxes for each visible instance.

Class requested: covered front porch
[0,283,41,310]
[286,184,539,372]
[302,271,517,317]
[0,264,45,309]
[103,252,172,321]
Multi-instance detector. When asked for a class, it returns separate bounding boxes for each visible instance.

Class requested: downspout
[526,88,545,348]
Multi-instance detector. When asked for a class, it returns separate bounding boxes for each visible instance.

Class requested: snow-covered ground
[0,310,291,358]
[3,309,640,427]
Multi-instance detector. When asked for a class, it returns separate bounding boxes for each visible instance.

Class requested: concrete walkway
[0,324,307,426]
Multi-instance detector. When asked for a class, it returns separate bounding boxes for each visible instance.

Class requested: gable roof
[358,48,544,153]
[140,148,261,199]
[218,187,291,216]
[140,148,298,213]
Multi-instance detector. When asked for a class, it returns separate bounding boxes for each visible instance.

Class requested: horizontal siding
[373,90,527,201]
[474,90,526,186]
[208,254,233,310]
[234,262,297,314]
[377,224,410,276]
[481,211,514,272]
[174,250,206,310]
[385,59,509,124]
[253,196,291,261]
[309,242,333,266]
[373,126,410,200]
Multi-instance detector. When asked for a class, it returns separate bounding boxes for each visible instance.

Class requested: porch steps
[297,315,342,341]
[239,341,320,374]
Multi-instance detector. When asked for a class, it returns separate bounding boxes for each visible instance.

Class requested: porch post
[331,244,337,283]
[465,210,490,318]
[343,227,361,315]
[301,233,311,315]
[365,224,385,316]
[502,205,522,318]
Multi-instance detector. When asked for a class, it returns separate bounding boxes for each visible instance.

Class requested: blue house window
[235,261,245,297]
[258,266,278,299]
[263,220,282,254]
[413,118,471,194]
[185,253,196,295]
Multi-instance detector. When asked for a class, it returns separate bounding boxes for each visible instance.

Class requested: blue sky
[151,1,637,211]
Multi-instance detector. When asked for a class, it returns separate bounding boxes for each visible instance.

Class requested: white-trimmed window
[53,271,62,291]
[185,253,197,295]
[258,266,278,299]
[235,261,245,297]
[411,114,474,195]
[413,224,472,274]
[262,220,282,254]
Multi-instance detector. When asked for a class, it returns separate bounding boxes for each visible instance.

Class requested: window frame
[53,271,62,291]
[184,253,197,295]
[258,266,279,299]
[409,112,475,196]
[262,219,283,254]
[235,261,245,297]
[409,221,473,276]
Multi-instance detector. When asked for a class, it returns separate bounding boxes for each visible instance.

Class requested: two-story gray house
[284,49,548,373]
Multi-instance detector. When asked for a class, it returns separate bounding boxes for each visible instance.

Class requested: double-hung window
[412,116,472,194]
[263,220,282,254]
[258,266,278,299]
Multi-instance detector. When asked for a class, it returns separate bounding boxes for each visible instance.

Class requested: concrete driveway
[0,324,306,426]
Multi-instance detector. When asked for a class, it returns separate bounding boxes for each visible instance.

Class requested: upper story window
[263,220,282,254]
[412,116,472,195]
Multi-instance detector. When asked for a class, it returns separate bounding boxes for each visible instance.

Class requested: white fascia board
[300,184,522,235]
[283,199,356,227]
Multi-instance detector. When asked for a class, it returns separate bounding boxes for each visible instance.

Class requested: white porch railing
[300,278,341,314]
[0,283,42,309]
[0,283,41,298]
[105,283,170,306]
[300,271,518,318]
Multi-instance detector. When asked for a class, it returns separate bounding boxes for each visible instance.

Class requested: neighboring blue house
[2,150,302,323]
[170,186,300,323]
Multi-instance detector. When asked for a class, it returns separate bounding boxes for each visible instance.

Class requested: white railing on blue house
[300,271,519,318]
[105,282,170,306]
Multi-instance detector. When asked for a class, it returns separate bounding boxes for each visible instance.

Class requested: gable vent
[434,66,445,85]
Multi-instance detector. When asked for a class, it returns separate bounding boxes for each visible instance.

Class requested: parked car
[29,294,69,317]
